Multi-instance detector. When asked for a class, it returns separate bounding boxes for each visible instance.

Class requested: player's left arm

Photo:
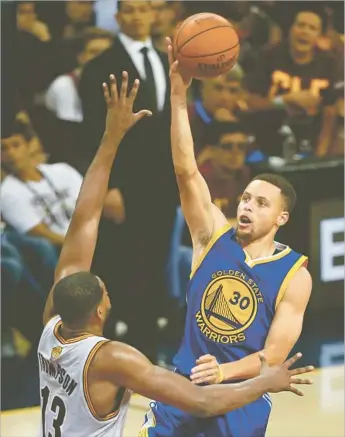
[42,73,151,326]
[190,267,312,384]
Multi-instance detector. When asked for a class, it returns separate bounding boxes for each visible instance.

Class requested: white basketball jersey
[37,316,131,437]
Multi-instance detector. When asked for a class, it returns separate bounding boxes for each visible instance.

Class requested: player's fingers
[120,71,128,102]
[290,377,313,385]
[284,352,302,369]
[288,385,304,396]
[196,354,215,364]
[191,363,217,374]
[171,60,179,74]
[289,365,315,376]
[166,37,174,66]
[109,74,118,103]
[191,375,217,385]
[258,352,267,365]
[128,78,140,104]
[102,82,111,106]
[190,369,218,381]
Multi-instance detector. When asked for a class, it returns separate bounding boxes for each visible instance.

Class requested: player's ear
[277,211,289,227]
[96,305,105,321]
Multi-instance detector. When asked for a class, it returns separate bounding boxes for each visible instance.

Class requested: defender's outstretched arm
[43,73,151,325]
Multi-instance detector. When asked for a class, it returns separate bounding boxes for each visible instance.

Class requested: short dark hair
[1,120,31,142]
[53,272,103,327]
[251,173,297,213]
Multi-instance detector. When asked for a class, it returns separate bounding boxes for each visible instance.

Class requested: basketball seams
[175,14,197,49]
[177,25,235,53]
[181,42,240,59]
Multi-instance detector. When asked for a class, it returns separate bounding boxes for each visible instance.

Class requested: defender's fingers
[290,377,313,385]
[109,74,118,103]
[289,365,315,376]
[288,385,304,396]
[128,78,140,104]
[120,71,128,101]
[102,82,111,106]
[284,352,302,369]
[133,109,152,122]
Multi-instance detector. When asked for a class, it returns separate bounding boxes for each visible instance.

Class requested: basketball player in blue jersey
[139,38,313,437]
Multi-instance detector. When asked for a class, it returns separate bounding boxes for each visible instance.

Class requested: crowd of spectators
[1,0,344,409]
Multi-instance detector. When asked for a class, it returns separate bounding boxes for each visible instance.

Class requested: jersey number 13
[41,386,66,437]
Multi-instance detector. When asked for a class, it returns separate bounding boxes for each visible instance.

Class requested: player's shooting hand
[102,72,152,141]
[259,352,314,396]
[166,37,192,96]
[190,354,223,385]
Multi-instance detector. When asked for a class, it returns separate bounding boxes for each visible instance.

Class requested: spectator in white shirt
[45,27,114,122]
[1,121,83,246]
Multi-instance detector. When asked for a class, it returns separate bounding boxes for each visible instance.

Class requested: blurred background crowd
[1,0,344,410]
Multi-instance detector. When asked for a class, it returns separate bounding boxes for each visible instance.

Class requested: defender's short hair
[251,173,297,213]
[53,272,103,326]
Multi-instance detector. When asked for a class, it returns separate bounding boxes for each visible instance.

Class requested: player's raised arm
[43,73,152,325]
[167,38,228,248]
[95,342,313,417]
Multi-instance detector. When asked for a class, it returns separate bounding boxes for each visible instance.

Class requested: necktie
[140,46,157,112]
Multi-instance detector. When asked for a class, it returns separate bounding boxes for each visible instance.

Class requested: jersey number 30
[41,386,66,437]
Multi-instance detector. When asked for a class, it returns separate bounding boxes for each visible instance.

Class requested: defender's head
[53,272,111,329]
[236,173,296,241]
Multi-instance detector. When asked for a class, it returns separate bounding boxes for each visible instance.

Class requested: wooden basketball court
[1,366,344,437]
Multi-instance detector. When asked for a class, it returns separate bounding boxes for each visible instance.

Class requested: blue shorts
[139,393,272,437]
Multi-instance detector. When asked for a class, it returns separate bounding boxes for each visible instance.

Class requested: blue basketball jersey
[173,225,308,375]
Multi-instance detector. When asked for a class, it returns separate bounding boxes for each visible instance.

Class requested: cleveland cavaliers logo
[196,271,262,344]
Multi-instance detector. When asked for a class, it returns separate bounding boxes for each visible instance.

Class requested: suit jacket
[79,36,177,275]
[79,37,170,155]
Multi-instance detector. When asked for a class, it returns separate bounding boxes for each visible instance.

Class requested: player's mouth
[238,215,252,228]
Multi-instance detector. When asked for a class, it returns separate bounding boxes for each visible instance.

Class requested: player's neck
[60,323,103,339]
[240,235,276,261]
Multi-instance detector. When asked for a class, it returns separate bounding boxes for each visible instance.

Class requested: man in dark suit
[79,0,178,363]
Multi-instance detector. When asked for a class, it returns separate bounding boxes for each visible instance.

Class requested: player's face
[236,180,289,240]
[116,1,154,41]
[1,134,32,173]
[290,12,322,53]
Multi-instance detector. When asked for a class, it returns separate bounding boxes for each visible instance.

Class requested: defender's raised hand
[102,72,152,140]
[260,352,314,396]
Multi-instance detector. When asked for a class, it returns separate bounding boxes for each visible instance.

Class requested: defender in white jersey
[38,316,131,437]
[39,72,314,437]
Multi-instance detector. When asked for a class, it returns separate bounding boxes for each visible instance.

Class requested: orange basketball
[173,13,240,79]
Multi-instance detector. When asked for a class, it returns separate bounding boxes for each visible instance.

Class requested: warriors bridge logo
[195,270,263,344]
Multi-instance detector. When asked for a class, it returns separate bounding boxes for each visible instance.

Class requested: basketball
[173,13,240,79]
